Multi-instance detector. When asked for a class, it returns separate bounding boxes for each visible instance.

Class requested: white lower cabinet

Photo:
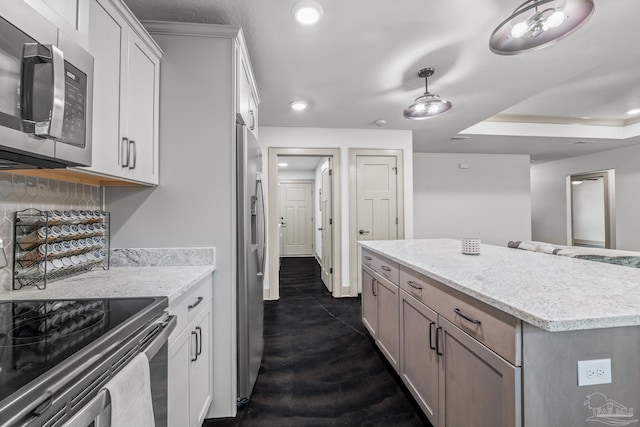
[168,275,213,427]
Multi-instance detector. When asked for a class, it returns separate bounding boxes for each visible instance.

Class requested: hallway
[206,257,428,426]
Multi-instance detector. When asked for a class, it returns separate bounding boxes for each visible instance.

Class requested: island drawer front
[399,267,521,366]
[168,275,213,344]
[362,250,399,285]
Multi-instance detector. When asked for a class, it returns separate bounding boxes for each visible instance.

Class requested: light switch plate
[577,359,612,386]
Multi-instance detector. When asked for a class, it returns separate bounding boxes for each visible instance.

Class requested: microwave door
[0,3,57,159]
[54,31,93,167]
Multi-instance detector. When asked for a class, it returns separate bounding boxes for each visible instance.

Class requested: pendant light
[403,68,452,120]
[489,0,594,55]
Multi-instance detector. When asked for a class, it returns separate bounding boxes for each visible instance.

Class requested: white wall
[260,126,413,294]
[531,143,640,251]
[278,170,315,180]
[413,153,532,246]
[105,33,237,418]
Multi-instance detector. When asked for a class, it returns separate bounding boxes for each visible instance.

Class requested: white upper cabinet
[80,0,160,185]
[23,0,90,49]
[235,38,259,138]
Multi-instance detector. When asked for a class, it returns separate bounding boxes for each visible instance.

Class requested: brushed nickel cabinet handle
[436,326,443,356]
[371,277,377,296]
[364,255,372,261]
[429,322,436,351]
[380,265,391,272]
[454,308,481,325]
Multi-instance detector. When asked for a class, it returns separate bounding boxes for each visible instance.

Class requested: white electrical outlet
[577,359,612,386]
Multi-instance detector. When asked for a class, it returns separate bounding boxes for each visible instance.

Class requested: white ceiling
[123,0,640,163]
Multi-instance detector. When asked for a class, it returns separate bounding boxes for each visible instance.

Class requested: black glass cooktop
[0,297,157,402]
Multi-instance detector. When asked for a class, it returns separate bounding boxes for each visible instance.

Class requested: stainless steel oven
[0,2,93,169]
[0,297,175,427]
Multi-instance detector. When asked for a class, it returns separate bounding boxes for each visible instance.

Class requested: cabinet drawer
[169,275,213,344]
[400,267,521,366]
[362,250,399,285]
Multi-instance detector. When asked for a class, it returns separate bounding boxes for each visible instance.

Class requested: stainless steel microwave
[0,2,93,169]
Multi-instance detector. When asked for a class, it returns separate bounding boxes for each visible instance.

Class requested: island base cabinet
[438,317,521,427]
[399,290,439,426]
[522,324,640,427]
[376,276,399,370]
[361,268,378,337]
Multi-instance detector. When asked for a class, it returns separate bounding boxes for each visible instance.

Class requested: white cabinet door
[168,331,190,427]
[125,29,159,184]
[236,47,251,126]
[84,0,127,178]
[23,0,89,48]
[80,0,160,185]
[249,89,258,138]
[189,305,213,427]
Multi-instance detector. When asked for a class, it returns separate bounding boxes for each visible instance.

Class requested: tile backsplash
[0,172,102,293]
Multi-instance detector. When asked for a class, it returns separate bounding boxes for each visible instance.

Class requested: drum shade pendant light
[403,68,452,120]
[489,0,595,55]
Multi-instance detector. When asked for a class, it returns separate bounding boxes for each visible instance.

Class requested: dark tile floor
[203,257,429,427]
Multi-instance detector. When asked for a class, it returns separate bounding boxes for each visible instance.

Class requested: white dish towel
[104,352,156,427]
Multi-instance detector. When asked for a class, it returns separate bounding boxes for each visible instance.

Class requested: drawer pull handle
[454,308,481,325]
[407,280,423,290]
[188,297,204,310]
[380,265,391,272]
[191,330,199,362]
[196,326,203,356]
[371,277,377,296]
[364,256,372,261]
[436,326,443,356]
[429,322,436,351]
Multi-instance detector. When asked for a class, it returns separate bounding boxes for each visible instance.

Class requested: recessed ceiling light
[626,108,640,116]
[289,100,308,111]
[292,0,324,25]
[278,162,289,167]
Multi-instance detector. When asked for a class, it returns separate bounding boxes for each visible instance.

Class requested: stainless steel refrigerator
[236,124,266,405]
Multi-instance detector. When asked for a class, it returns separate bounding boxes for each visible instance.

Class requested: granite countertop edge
[0,265,216,305]
[360,239,640,332]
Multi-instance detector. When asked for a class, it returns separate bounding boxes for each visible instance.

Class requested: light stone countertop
[0,266,215,305]
[360,239,640,332]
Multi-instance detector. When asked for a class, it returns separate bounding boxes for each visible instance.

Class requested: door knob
[359,229,370,235]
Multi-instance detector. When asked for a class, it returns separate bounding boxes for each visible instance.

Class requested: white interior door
[279,182,313,256]
[356,156,398,242]
[320,160,333,290]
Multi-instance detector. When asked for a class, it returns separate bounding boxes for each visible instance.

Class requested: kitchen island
[360,239,640,427]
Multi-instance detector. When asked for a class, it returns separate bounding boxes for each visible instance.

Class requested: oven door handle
[59,389,111,427]
[144,315,177,361]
